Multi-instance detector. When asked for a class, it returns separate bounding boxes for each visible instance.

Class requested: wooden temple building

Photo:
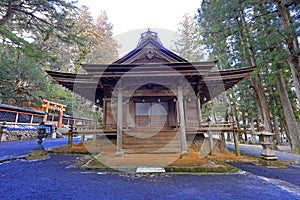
[46,30,255,156]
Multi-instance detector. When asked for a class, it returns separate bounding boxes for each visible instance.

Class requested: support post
[177,86,188,156]
[103,99,107,129]
[14,113,19,128]
[30,114,34,127]
[68,124,74,148]
[81,134,85,144]
[115,87,124,157]
[208,131,215,155]
[197,96,202,123]
[43,102,49,123]
[92,133,97,146]
[220,132,228,153]
[175,99,179,131]
[58,106,63,127]
[125,99,129,130]
[233,131,240,156]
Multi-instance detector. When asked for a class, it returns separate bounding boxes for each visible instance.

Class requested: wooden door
[135,102,169,127]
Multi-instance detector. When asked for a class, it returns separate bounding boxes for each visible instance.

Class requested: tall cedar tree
[197,0,300,152]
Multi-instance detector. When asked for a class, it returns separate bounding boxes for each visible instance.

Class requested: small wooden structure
[0,103,93,128]
[47,30,255,156]
[41,98,66,127]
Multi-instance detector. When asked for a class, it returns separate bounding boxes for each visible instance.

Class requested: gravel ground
[0,155,299,200]
[226,142,300,161]
[0,138,80,161]
[228,162,300,187]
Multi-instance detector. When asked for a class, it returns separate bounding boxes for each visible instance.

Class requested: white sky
[77,0,201,35]
[76,0,201,56]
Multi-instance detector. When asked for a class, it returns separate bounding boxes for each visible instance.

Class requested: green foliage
[0,47,47,107]
[171,14,207,62]
[0,0,77,57]
[83,10,119,64]
[0,2,114,124]
[196,0,299,132]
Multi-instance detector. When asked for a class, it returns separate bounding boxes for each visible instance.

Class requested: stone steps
[124,148,181,154]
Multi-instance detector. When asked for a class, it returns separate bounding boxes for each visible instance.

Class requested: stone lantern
[34,122,47,150]
[259,131,278,160]
[26,122,49,160]
[0,122,8,142]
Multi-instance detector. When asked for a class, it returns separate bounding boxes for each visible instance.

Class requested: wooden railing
[64,124,116,147]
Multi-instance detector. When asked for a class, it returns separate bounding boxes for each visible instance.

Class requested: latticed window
[0,111,16,122]
[18,114,31,123]
[32,115,43,123]
[62,119,68,124]
[47,115,53,121]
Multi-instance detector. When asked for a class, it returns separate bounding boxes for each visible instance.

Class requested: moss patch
[165,165,228,173]
[49,143,102,155]
[51,144,254,174]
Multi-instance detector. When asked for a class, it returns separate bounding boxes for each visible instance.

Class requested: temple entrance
[135,102,169,127]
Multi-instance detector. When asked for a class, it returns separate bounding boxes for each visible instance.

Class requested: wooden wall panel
[168,101,177,126]
[105,101,117,128]
[185,100,198,126]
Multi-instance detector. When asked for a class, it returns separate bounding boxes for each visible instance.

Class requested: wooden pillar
[175,99,179,130]
[30,114,34,127]
[14,112,19,128]
[103,99,107,129]
[209,131,215,155]
[43,102,49,122]
[81,134,85,144]
[92,133,97,146]
[197,97,202,123]
[115,87,124,157]
[58,106,63,127]
[177,86,188,156]
[125,99,128,130]
[184,99,187,124]
[68,125,74,148]
[220,132,228,153]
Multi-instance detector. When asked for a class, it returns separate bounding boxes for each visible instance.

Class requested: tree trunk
[235,12,273,133]
[273,116,281,145]
[277,70,300,153]
[229,90,240,129]
[276,0,300,103]
[249,111,257,144]
[240,90,247,141]
[251,75,272,132]
[225,93,233,142]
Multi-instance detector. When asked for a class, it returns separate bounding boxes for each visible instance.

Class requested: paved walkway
[0,137,80,162]
[1,139,299,163]
[1,155,299,200]
[1,138,300,199]
[226,142,300,162]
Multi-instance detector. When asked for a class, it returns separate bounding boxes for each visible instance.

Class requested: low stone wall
[1,129,38,142]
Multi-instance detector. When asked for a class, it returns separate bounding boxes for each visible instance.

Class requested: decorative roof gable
[114,29,187,64]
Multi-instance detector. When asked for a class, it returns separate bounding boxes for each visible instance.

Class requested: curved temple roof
[46,29,256,106]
